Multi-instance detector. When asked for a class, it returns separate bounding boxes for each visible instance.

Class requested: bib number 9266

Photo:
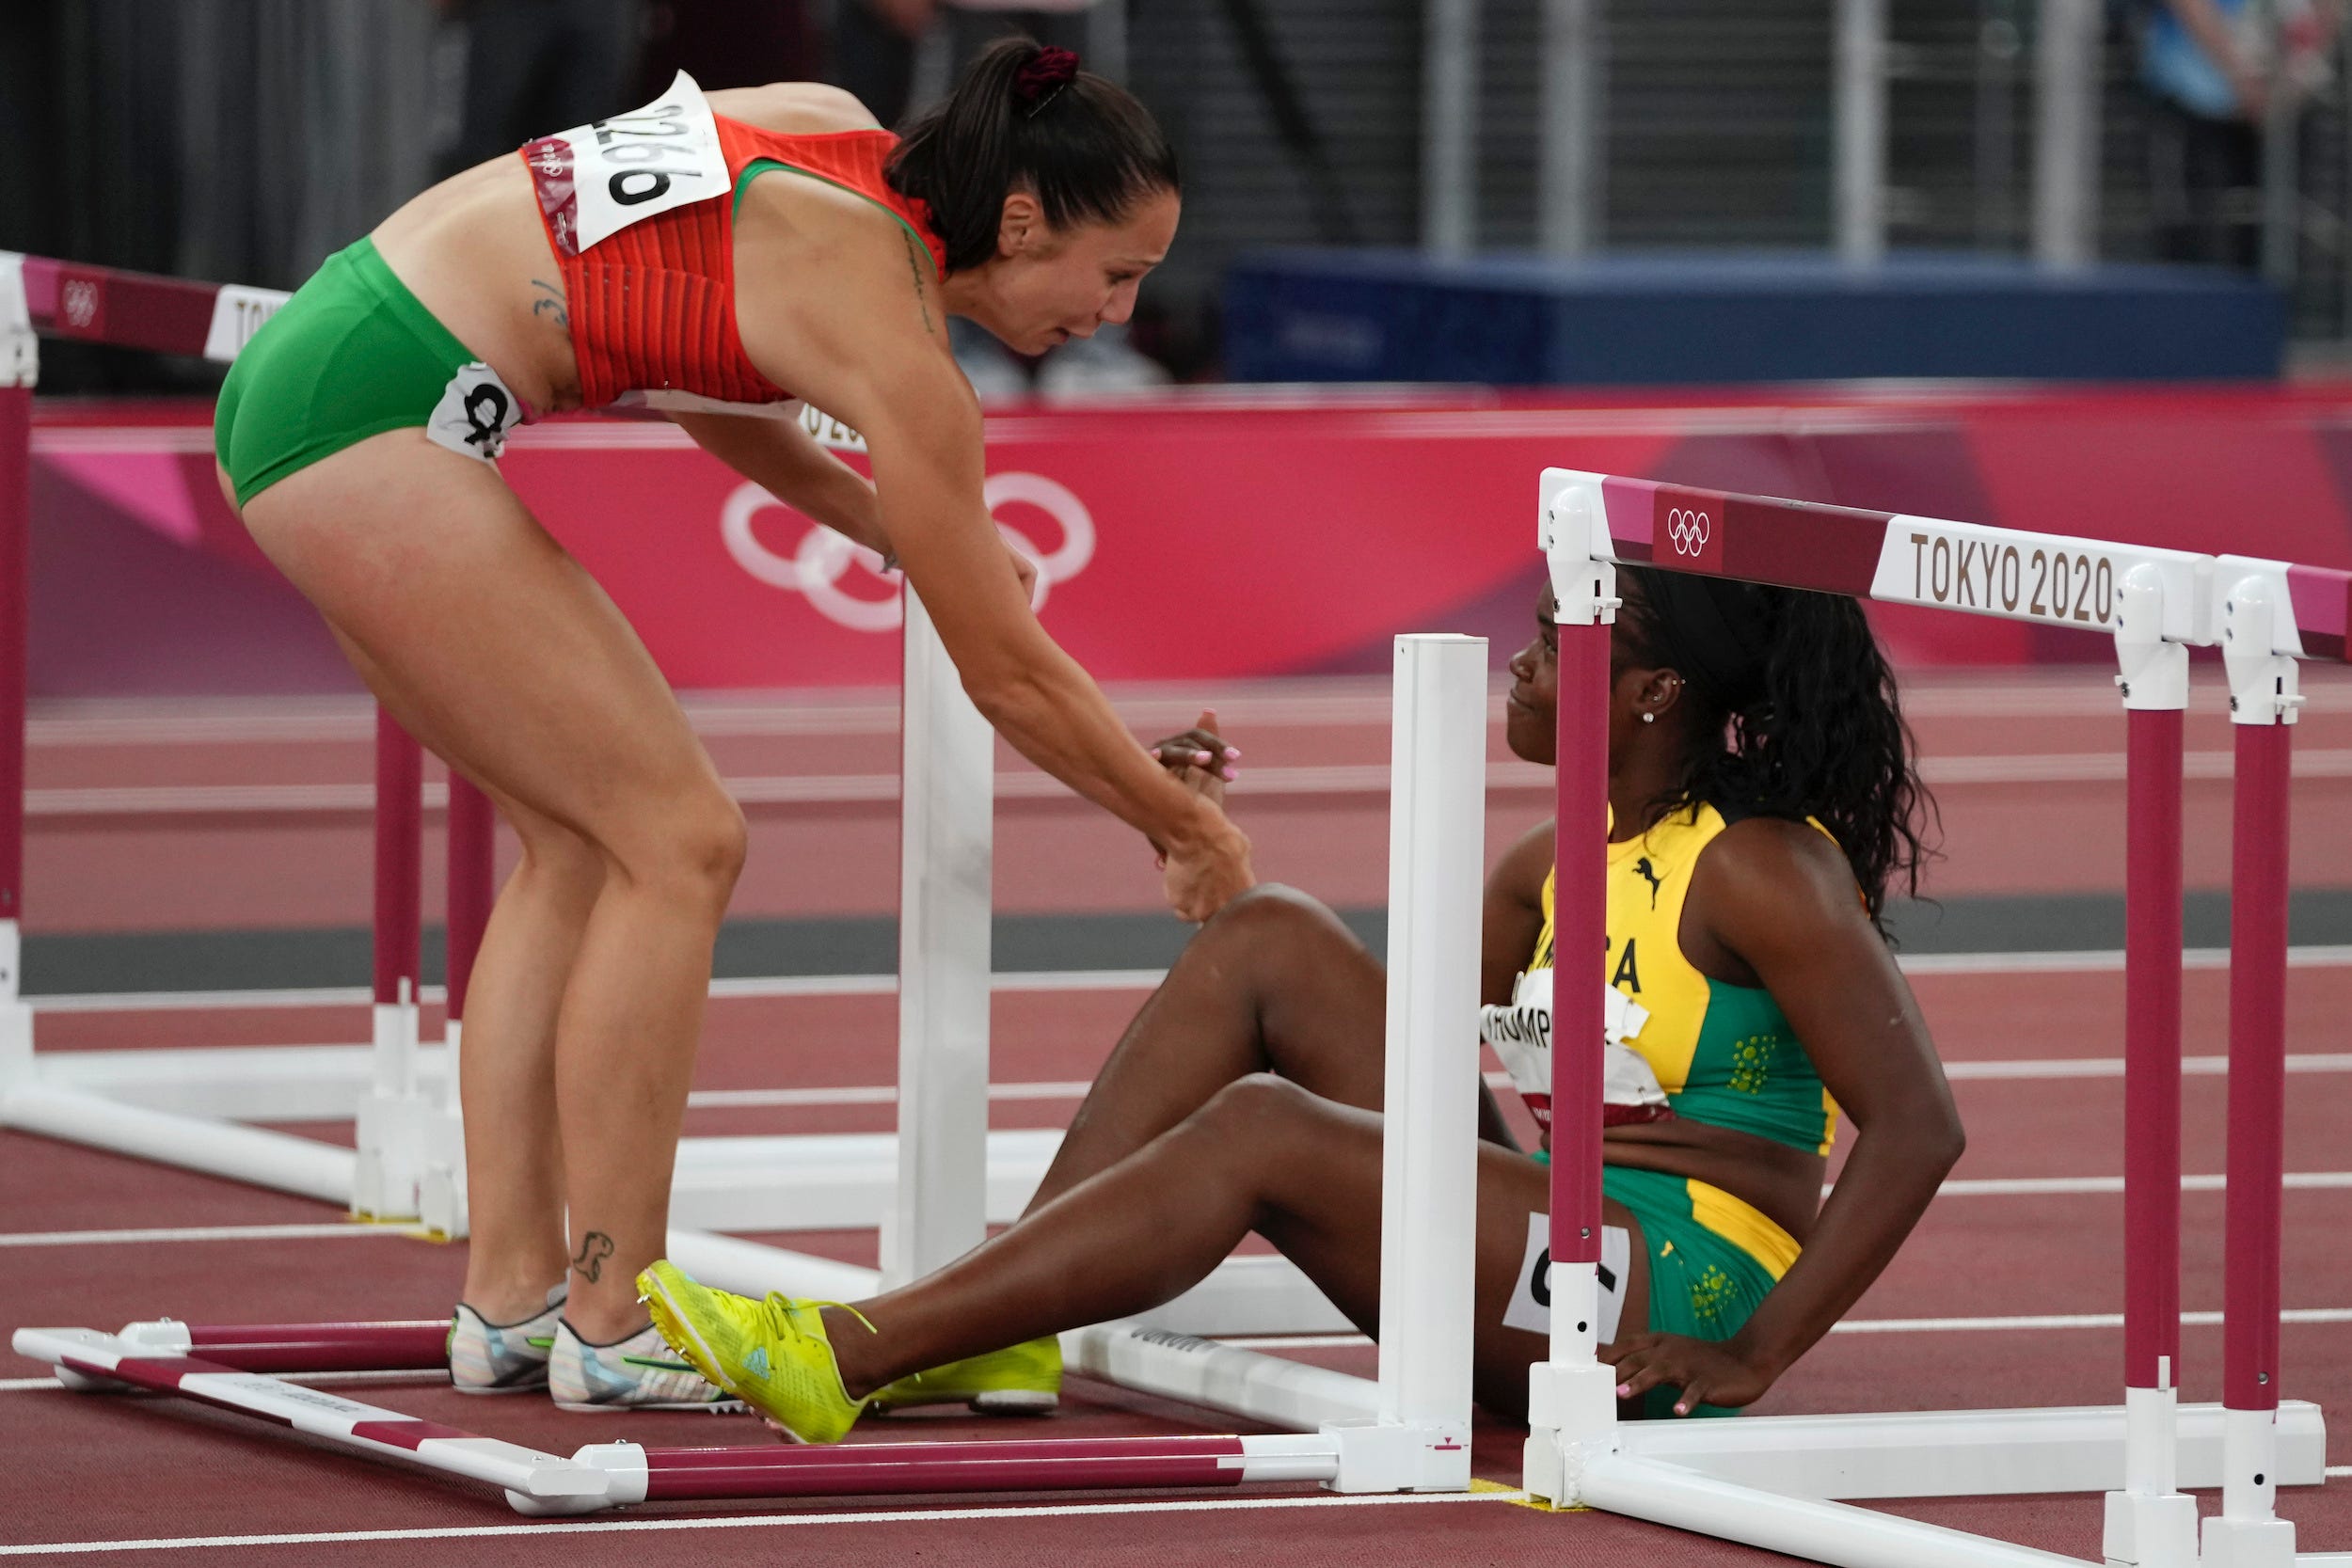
[523,71,728,256]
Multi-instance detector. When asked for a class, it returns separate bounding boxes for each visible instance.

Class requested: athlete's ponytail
[887,38,1180,274]
[1618,565,1937,933]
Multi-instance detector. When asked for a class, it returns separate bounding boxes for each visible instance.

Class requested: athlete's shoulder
[1700,814,1857,918]
[1491,818,1556,908]
[708,82,883,135]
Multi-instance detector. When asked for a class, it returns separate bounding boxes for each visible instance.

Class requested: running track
[4,669,2347,1563]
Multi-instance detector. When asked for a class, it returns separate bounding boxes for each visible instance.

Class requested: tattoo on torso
[532,278,570,331]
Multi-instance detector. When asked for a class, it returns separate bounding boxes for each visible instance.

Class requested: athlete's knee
[510,814,605,902]
[1194,1071,1325,1146]
[612,787,747,907]
[1198,883,1353,964]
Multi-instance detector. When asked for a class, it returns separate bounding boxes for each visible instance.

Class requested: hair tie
[1015,46,1080,117]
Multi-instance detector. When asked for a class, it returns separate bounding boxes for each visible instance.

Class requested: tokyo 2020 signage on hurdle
[1529,467,2344,1568]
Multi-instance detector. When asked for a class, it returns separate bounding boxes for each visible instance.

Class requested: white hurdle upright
[13,631,1493,1505]
[886,585,995,1288]
[1320,633,1485,1490]
[1523,468,2338,1568]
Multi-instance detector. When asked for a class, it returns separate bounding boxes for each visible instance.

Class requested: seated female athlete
[639,566,1967,1435]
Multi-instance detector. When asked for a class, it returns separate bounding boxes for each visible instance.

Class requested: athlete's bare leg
[330,631,602,1314]
[831,1075,1648,1419]
[232,432,744,1339]
[1032,883,1516,1212]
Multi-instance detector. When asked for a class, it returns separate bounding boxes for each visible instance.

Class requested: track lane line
[0,1486,1533,1556]
[0,1222,429,1248]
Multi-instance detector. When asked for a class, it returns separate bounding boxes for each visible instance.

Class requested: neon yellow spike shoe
[869,1335,1063,1415]
[637,1260,866,1445]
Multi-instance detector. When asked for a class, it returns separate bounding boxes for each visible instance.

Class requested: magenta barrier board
[27,388,2352,695]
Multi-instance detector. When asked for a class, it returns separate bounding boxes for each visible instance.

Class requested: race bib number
[1479,969,1662,1132]
[1503,1212,1631,1341]
[522,71,727,257]
[425,362,525,464]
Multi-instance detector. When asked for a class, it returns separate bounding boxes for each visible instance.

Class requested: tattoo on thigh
[532,278,569,330]
[571,1231,615,1283]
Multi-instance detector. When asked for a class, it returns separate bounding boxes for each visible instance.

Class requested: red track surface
[4,673,2347,1563]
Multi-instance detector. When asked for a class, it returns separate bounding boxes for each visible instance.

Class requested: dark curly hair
[1616,565,1938,934]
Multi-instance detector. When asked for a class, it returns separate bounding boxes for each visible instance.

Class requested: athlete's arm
[670,411,890,558]
[1470,819,1555,1153]
[1604,818,1964,1413]
[733,190,1251,918]
[1482,820,1553,1007]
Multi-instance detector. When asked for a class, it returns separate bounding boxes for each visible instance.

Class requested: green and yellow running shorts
[214,236,526,508]
[1602,1164,1796,1418]
[1517,1155,1798,1419]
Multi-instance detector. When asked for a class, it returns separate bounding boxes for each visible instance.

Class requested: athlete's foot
[547,1317,742,1411]
[637,1261,869,1443]
[866,1335,1062,1416]
[448,1284,566,1394]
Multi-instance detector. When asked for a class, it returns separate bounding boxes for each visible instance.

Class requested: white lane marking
[1831,1307,2352,1334]
[0,1486,1528,1556]
[691,1080,1099,1111]
[0,1222,427,1248]
[1901,945,2352,975]
[29,968,1169,1013]
[0,1369,435,1394]
[2328,1465,2352,1478]
[1207,1308,2352,1348]
[1945,1053,2352,1079]
[1922,1173,2352,1197]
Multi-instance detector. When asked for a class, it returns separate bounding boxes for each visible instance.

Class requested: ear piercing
[1641,712,1655,724]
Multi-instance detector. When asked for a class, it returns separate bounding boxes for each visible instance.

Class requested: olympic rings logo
[60,279,99,330]
[721,471,1096,631]
[1666,506,1711,558]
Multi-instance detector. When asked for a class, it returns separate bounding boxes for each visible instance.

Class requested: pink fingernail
[1675,1403,1690,1415]
[1220,768,1237,782]
[1193,751,1213,764]
[1223,747,1242,759]
[1615,1384,1631,1398]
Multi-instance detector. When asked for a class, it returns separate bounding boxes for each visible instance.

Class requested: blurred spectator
[638,0,820,96]
[2139,0,2340,267]
[437,0,647,176]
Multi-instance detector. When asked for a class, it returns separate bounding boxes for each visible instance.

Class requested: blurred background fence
[9,0,2352,387]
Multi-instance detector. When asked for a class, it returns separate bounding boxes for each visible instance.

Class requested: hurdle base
[2201,1514,2297,1568]
[2103,1488,2200,1567]
[1522,1358,1621,1504]
[1317,1418,1471,1494]
[1607,1401,2328,1501]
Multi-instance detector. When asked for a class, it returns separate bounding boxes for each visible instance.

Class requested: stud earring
[1641,712,1656,724]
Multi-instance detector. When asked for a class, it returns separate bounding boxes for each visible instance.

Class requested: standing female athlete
[213,40,1252,1408]
[639,567,1970,1433]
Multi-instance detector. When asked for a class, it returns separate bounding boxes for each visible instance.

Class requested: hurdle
[0,248,1350,1342]
[1523,470,2340,1567]
[13,630,1490,1504]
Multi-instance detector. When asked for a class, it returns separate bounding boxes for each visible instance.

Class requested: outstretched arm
[731,185,1251,919]
[1605,818,1964,1412]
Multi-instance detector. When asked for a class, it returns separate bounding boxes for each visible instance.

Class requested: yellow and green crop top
[1526,803,1842,1156]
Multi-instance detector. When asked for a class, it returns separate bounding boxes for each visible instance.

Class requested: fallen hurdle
[14,631,1495,1502]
